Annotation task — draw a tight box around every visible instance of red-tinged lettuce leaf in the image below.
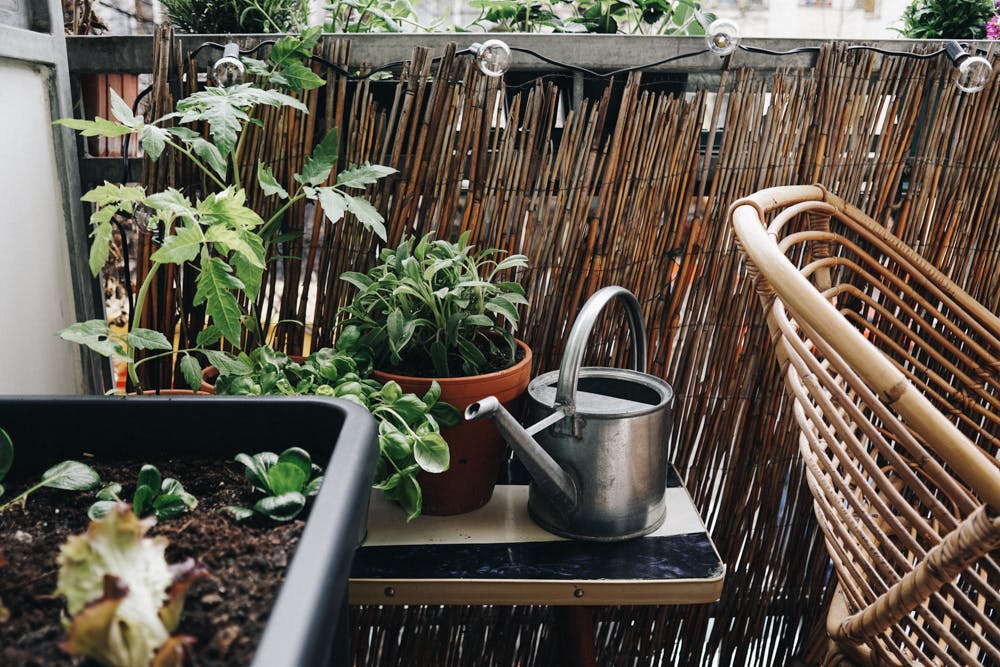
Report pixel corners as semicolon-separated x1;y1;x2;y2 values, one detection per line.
159;559;210;633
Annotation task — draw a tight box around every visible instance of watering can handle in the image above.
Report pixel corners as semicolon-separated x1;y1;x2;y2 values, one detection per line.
554;286;648;409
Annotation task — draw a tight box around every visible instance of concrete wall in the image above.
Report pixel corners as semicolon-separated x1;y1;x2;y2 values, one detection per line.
0;59;85;393
719;0;912;39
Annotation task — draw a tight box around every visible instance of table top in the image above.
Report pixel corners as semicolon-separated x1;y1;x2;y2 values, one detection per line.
349;467;725;606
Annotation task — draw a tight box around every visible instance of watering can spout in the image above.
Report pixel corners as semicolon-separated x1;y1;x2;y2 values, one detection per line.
466;397;577;516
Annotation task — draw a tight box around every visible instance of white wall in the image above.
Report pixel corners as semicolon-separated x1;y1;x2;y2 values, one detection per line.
0;59;85;393
711;0;912;39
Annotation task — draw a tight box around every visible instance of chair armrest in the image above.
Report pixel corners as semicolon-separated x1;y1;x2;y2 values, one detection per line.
833;506;1000;644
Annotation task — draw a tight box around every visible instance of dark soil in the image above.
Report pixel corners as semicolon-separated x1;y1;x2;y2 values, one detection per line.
387;337;527;378
0;456;304;666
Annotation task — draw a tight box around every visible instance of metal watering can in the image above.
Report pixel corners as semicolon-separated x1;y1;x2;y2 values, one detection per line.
466;286;674;541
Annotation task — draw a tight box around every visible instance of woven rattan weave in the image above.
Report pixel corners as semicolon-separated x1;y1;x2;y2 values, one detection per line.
731;184;1000;666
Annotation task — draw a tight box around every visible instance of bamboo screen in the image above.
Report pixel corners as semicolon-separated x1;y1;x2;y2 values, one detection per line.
138;31;1000;666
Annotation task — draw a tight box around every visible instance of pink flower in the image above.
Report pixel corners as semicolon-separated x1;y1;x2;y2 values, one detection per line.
989;14;1000;40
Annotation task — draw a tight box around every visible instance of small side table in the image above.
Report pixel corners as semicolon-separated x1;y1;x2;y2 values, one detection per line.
350;466;724;663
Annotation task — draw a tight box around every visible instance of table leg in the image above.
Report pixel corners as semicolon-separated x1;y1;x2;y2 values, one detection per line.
554;606;597;666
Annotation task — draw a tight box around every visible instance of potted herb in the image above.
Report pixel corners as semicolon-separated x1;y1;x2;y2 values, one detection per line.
338;232;533;515
55;28;395;393
209;343;461;520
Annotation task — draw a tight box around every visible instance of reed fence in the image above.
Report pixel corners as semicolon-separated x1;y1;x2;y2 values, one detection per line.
129;30;1000;665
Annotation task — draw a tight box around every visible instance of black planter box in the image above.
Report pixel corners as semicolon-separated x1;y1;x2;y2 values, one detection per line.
0;395;378;667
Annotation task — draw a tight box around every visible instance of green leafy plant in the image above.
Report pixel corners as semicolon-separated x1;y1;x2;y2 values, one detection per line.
228;447;325;522
54;29;395;393
89;465;197;521
212;344;461;520
56;504;208;667
898;0;995;38
0;429;101;513
161;0;307;33
325;0;430;32
340;232;529;378
466;0;710;33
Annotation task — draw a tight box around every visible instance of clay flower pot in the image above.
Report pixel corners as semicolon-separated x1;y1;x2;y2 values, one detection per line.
373;340;532;515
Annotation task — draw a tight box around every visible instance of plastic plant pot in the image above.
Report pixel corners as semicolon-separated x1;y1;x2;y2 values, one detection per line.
0;395;377;667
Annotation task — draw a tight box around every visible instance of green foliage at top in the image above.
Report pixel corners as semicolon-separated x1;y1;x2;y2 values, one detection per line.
89;465;198;522
0;429;101;514
898;0;995;38
466;0;710;34
161;0;307;33
340;232;529;378
326;0;426;32
54;31;395;393
211;343;461;520
227;447;325;522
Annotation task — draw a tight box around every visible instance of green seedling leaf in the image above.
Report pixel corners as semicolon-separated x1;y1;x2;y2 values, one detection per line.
87;500;116;520
0;427;12;485
96;483;121;501
137;465;162;492
253;491;306;522
277;447;312;479
226;505;255;522
42;461;101;491
235;452;271;491
133;484;154;516
152;494;192;519
267;461;309;495
303;476;323;496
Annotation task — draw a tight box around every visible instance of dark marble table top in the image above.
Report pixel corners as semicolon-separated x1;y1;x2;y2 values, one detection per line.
350;465;724;606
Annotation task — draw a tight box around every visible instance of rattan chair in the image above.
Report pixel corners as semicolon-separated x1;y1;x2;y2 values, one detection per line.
729;185;1000;666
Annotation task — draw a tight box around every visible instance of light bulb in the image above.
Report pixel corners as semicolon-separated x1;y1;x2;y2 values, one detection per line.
706;18;740;57
956;56;993;94
944;40;994;94
211;43;244;87
473;39;511;78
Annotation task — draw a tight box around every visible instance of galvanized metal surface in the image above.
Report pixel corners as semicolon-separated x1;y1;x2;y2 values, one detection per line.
469;287;674;541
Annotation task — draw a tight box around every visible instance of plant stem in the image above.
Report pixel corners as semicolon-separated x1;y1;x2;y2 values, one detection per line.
261;191;306;241
127;262;162;391
0;479;46;513
165;140;228;191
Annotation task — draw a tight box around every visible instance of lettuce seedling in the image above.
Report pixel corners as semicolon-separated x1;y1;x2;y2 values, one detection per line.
227;447;323;522
0;427;101;513
89;465;197;522
56;503;208;667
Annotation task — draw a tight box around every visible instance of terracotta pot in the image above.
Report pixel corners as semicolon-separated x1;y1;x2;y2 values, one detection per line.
373;340;533;516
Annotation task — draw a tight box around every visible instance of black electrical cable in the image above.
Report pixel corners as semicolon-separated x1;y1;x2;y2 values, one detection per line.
190;37;973;88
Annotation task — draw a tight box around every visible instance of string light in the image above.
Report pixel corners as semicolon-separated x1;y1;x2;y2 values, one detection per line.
198;34;993;94
944;40;994;93
211;42;245;86
706;19;741;56
471;39;513;77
